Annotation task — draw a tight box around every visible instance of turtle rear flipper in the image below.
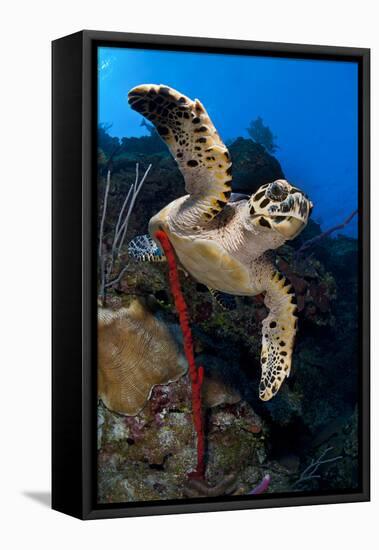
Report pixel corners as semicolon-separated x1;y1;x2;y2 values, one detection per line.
128;234;166;263
259;271;298;401
208;287;237;311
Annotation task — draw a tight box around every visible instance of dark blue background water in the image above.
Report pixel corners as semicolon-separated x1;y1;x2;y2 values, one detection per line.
98;47;358;236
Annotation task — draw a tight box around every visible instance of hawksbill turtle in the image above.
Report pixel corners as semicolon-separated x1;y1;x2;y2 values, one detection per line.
127;84;312;401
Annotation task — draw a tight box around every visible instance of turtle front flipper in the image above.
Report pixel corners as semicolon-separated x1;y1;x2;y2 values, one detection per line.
259;271;298;401
128;234;166;263
128;84;232;223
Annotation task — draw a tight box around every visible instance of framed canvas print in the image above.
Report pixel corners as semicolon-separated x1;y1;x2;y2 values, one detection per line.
52;30;370;520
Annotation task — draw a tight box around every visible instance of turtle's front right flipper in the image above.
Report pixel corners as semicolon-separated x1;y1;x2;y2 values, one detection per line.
128;84;232;223
128;234;166;263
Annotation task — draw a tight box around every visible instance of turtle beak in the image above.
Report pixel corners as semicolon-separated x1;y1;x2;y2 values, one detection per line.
271;216;306;239
271;191;312;239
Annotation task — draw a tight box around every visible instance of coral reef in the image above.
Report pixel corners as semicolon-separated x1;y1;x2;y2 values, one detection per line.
249;474;271;494
291;447;342;490
246;116;278;153
97;376;289;503
229;137;284;193
98;300;187;415
276;245;337;326
97;128;360;502
98;163;152;303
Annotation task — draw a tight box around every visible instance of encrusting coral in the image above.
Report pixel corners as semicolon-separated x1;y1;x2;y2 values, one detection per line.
183;474;238;498
183;473;271;498
98;299;187;415
202;375;241;409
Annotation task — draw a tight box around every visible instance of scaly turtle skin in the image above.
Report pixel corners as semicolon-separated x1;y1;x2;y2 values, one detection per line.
127;84;312;401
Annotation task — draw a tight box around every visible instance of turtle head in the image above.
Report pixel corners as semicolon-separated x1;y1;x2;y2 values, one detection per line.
247;179;312;240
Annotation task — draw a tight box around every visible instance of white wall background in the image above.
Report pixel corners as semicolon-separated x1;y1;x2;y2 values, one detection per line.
0;1;376;548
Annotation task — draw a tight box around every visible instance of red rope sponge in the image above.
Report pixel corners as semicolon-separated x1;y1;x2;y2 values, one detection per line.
154;230;205;479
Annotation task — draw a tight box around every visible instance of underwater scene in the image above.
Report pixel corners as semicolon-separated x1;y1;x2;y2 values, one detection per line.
97;46;360;504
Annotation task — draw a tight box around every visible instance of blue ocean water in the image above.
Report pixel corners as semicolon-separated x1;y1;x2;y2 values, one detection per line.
98;47;358;237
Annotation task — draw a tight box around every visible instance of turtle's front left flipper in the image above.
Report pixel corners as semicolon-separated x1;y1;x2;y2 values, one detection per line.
128;234;166;263
258;269;298;401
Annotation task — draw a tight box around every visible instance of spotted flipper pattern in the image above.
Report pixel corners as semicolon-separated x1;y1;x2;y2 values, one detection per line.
208;287;237;311
259;271;298;401
128;84;232;222
128;234;166;263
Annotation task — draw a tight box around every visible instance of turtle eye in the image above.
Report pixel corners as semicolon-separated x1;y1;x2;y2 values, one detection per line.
267;182;288;202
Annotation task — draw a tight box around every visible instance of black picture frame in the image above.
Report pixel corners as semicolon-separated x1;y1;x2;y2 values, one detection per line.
52;30;370;520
